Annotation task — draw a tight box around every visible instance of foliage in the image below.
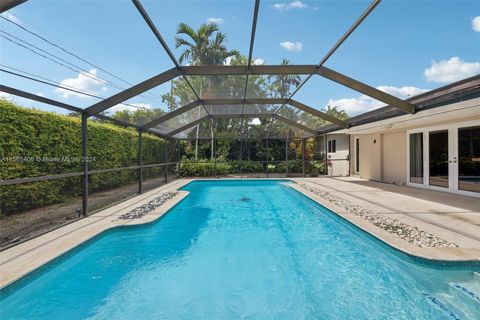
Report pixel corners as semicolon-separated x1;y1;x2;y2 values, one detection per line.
179;160;230;177
109;108;166;126
175;22;239;66
179;160;272;176
0;100;165;215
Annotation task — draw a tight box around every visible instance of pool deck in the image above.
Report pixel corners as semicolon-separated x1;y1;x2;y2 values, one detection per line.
290;177;480;262
0;179;193;290
1;177;479;289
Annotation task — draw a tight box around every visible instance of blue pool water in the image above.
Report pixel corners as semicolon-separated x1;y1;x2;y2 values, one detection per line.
1;180;479;319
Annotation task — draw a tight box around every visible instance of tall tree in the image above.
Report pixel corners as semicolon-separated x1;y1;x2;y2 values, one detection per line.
175;22;239;159
175;22;239;66
268;59;301;98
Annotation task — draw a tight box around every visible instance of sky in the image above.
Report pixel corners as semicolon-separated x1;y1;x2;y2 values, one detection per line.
0;0;479;120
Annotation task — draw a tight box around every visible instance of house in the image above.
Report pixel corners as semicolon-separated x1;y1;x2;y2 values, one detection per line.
328;75;480;197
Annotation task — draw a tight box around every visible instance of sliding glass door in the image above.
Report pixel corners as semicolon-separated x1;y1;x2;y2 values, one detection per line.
458;126;480;193
429;130;449;188
407;121;480;196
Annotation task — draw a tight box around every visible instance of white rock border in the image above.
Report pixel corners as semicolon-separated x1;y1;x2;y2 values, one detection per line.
118;192;178;220
298;183;458;248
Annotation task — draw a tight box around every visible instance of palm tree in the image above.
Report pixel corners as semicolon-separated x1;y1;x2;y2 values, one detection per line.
175;22;239;159
268;59;302;138
325;105;348;120
268;59;302;98
175;22;239;66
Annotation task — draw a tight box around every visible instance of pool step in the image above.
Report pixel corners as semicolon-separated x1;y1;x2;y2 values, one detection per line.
474;272;480;282
439;280;480;320
449;281;480;304
450;283;480;304
423;293;461;320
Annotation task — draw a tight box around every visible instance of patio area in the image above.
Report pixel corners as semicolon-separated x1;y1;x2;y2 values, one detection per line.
294;177;480;247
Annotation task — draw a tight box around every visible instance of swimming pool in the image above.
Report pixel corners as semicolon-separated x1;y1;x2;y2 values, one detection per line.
1;180;479;319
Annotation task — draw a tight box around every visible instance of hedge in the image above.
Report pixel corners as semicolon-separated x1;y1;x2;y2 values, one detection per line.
179;161;230;177
0;100;166;215
179;160;290;176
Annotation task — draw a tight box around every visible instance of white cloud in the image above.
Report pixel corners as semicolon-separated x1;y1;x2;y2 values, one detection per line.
280;41;303;52
109;102;152;114
0;91;15;101
206;17;223;24
273;1;308;10
376;86;428;99
253;58;265;65
472;16;480;32
424;57;480;83
328;85;429;115
55;69;107;99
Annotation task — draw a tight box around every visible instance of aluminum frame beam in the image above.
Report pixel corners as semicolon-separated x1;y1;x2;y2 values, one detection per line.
288;100;347;127
317;0;380;68
183;65;316;75
210;113;274;119
142;100;201;130
132;0;211;118
143;98;346;129
284;0;381;103
242;0;261;117
0;0;27;13
82;64;413;118
189;66;415;113
166;116;210;138
0;85;143;129
316;67;415;114
186;65;414;114
202;98;285;105
274;115;318;135
85;68;179;116
164;113;317;139
81;113;88;216
1;85;83;113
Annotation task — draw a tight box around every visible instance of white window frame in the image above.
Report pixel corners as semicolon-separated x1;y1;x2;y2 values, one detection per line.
354;136;360;174
406;119;480;198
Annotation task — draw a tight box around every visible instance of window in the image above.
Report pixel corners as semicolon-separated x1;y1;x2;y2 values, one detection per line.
327;140;336;153
409;133;423;184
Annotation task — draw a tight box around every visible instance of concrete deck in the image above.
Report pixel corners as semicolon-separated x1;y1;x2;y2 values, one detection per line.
0;179;193;289
291;177;480;261
1;177;479;290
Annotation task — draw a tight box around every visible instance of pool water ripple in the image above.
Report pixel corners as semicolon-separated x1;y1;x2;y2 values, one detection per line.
1;180;479;320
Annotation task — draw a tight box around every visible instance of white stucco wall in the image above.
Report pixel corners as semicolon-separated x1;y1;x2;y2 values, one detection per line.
381;131;407;185
326;134;349;176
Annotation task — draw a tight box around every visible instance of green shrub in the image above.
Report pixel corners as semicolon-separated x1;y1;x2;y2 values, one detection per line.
180;160;269;176
179;161;231;177
0;100;165;215
287;160;302;173
273;162;285;173
241;161;264;173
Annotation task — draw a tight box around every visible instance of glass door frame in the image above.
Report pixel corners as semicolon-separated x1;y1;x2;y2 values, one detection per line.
406;119;480;197
354;136;360;174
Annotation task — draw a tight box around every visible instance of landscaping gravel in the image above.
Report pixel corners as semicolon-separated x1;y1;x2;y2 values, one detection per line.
298;183;458;248
118;192;178;220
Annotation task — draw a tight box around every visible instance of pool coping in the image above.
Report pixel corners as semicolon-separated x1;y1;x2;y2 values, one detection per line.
288;179;480;264
0;179;193;290
1;177;479;291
